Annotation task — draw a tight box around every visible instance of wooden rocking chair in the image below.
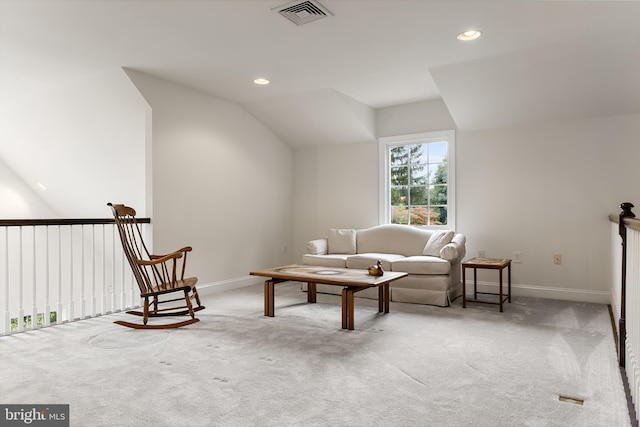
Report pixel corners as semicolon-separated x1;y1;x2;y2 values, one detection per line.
108;203;204;329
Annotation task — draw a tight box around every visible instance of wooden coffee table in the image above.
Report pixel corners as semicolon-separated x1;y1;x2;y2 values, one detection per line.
250;265;408;330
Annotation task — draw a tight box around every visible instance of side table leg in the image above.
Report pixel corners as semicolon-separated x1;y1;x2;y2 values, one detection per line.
508;264;512;303
499;268;504;313
473;267;478;299
462;266;466;308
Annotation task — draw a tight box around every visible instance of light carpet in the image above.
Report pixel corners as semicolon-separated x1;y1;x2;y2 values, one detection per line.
0;282;631;427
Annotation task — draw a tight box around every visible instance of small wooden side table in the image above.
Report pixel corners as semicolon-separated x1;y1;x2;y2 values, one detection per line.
462;257;511;312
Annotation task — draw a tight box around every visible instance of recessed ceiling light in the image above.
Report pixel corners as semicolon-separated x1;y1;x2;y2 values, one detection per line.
457;30;482;41
253;78;270;85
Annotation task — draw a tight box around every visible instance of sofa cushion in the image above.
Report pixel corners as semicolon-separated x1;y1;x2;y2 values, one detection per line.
306;238;328;255
391;256;451;275
357;224;431;257
345;253;405;271
439;243;458;261
302;254;348;268
328;229;357;254
423;230;454;257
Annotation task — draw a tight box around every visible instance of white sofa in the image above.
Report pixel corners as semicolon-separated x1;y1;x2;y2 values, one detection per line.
302;224;466;307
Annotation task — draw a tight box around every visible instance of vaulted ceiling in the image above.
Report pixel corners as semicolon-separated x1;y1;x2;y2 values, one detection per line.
2;0;639;147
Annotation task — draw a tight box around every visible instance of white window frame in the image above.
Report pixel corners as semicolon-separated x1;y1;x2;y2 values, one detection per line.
378;130;456;230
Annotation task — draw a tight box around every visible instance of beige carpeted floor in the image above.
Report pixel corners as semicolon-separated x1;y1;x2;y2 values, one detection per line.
0;282;632;426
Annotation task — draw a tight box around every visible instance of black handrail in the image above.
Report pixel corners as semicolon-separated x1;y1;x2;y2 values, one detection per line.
0;218;150;226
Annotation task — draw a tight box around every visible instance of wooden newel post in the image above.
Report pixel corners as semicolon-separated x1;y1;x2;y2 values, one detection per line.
619;202;635;368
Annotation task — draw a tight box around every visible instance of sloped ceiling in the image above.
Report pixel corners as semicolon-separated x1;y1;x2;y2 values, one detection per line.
432;28;640;131
1;0;639;147
245;89;375;147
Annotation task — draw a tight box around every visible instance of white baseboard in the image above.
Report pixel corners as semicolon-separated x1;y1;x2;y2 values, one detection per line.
466;281;611;305
197;275;263;295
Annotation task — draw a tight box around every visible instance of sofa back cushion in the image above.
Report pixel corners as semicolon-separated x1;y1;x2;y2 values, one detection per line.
422;230;455;256
328;228;357;254
357;224;433;257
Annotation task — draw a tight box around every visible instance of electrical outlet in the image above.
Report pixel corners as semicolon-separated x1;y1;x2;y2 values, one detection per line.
478;250;485;258
282;244;288;254
554;254;562;265
513;251;522;263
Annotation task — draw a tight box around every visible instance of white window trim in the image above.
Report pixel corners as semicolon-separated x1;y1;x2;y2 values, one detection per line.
378;130;456;230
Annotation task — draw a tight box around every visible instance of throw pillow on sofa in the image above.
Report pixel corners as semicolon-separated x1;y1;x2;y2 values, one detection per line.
423;230;455;257
328;228;357;254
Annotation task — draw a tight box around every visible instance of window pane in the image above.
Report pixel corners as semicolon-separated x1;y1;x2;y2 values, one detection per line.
430;207;447;225
409;207;429;225
391;206;409;224
391;187;408;206
429;163;447;185
428;142;447;163
410;186;428;205
410;165;428;185
430;185;447;205
390;146;409;166
391;166;408;186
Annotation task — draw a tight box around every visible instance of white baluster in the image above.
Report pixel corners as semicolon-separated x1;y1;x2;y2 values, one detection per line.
3;228;9;335
69;225;74;321
31;226;37;330
18;226;24;332
45;226;51;327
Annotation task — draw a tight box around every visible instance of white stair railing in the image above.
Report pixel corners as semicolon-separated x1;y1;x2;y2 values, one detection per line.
0;218;150;336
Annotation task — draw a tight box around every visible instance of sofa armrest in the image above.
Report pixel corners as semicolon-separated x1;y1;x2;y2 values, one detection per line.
440;234;466;261
306;238;328;255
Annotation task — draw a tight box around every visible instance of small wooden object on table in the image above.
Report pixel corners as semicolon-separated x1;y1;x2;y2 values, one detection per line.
250;265;408;330
462;257;511;312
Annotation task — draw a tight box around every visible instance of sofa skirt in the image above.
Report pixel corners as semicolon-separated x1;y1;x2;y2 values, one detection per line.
299;279;462;307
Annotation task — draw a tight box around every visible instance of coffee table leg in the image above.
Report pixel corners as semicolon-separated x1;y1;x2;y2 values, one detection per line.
347;289;355;330
378;286;383;312
383;283;390;313
341;288;356;330
342;289;348;329
307;282;317;303
264;280;275;317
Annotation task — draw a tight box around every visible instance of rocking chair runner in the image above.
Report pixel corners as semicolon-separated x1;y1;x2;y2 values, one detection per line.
108;203;204;329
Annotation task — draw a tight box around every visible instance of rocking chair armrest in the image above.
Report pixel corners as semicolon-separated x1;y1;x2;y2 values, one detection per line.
149;246;192;260
138;252;182;266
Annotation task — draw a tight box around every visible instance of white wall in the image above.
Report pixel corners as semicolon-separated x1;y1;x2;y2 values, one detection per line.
457;113;640;301
126;70;294;288
294;98;640;303
0;158;58;217
0;69;148;218
293;141;379;259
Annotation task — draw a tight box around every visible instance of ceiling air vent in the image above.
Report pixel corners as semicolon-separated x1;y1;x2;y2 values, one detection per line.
274;0;333;26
